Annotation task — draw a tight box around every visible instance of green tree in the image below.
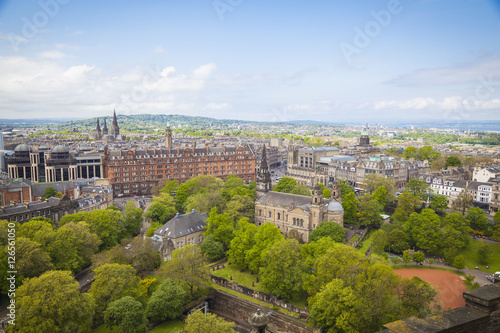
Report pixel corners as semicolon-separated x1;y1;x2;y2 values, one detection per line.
204;208;235;248
104;296;147;333
451;192;473;215
403;146;419;160
246;223;284;272
342;192;359;224
61;221;101;267
274;177;298;193
90;264;142;319
445;156;463;169
386;229;410;254
392;190;420;223
290;184;312;196
358;198;383;227
227;219;258;269
0;220;19;247
146;221;162;237
224;195;255;223
145;194;176;224
127;237;162;273
9;271;94;333
309;279;358;333
338;179;354;199
406;178;430;202
184;311;236;333
362;174;396;197
402;250;412;265
49;226;83;272
466;207;489;231
412;251;425;264
260;239;304;300
175;175;224;213
200;234;225;261
123;201;143;237
185;189;225;214
404;209;442;254
160;180;179;195
372;185;389;209
399;277;438;318
371;229;388;255
15;237;53;278
42;186;57;200
309;221;345;243
419;146;441;162
18;218;54;241
161;245;210;296
145;279;186;322
453;255;465;270
477;243;490;265
429;194;449;212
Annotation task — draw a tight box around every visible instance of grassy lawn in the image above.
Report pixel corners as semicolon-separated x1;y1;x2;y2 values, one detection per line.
461;239;500;272
349;234;360;245
357;229;374;255
149;320;185;333
211;264;264;292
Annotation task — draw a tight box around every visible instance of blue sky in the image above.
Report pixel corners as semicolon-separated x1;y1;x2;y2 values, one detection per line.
0;0;499;123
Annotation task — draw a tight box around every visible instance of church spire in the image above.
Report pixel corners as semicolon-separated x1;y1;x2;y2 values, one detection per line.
102;118;108;135
256;144;271;198
95;118;101;140
111;109;120;137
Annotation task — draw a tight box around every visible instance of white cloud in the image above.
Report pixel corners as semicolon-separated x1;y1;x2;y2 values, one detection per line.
0;56;219;118
367;96;500;112
203;103;230;110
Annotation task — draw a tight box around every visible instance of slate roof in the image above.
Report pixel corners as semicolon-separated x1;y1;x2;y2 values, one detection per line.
31;181;76;197
257;191;312;207
154;210;208;239
467;181;492;191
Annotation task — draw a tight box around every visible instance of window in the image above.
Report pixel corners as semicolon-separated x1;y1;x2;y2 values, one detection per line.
268;211;272;218
277;213;280;220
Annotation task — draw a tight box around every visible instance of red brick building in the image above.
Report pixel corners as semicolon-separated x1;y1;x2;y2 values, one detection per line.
103;144;256;197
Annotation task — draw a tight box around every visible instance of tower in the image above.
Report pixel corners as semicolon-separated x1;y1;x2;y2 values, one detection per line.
330;181;342;203
359;124;370;146
111;109;120;138
165;122;172;149
95;118;102;140
102;118;108;135
311;184;324;206
256;144;271;199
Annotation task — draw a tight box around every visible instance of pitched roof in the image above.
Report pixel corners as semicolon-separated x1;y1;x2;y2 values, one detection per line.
154;210;208;239
257;191;312;207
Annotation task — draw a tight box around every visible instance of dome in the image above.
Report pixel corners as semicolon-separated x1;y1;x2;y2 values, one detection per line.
248;309;269;328
360;130;369;136
51;145;69;153
14;144;30;152
39;144;50;150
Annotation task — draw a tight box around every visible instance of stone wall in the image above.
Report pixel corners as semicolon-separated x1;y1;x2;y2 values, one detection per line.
210;289;319;333
377;283;500;333
210;275;309;317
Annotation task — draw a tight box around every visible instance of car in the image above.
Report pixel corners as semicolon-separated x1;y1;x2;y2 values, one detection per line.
125;244;132;250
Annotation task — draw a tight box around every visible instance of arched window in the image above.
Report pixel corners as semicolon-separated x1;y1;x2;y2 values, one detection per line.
293;218;296;225
268;211;272;218
259;209;262;216
277;213;281;220
314;198;317;203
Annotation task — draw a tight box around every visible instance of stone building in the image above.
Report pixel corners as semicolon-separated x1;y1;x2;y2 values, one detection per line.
0;196;79;225
489;176;500;213
286;146;340;186
153;209;208;260
255;148;343;243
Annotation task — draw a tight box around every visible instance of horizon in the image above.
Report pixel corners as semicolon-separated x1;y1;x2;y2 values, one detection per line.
0;1;499;122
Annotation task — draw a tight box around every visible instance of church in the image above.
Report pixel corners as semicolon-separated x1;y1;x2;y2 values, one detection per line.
254;145;344;243
95;110;124;141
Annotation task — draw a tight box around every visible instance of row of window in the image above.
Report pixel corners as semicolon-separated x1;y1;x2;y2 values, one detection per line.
9;209;50;222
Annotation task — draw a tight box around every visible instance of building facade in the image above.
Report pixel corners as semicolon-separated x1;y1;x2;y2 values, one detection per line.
104;143;256;197
153;210;208;260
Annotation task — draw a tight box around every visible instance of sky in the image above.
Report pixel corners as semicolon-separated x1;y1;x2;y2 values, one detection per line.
0;0;499;123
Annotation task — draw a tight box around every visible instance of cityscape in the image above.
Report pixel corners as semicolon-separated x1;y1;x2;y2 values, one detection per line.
1;1;500;333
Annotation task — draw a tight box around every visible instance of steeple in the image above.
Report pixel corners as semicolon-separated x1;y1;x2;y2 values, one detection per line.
102;118;108;135
95;118;101;140
256;144;271;199
111;109;120;137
